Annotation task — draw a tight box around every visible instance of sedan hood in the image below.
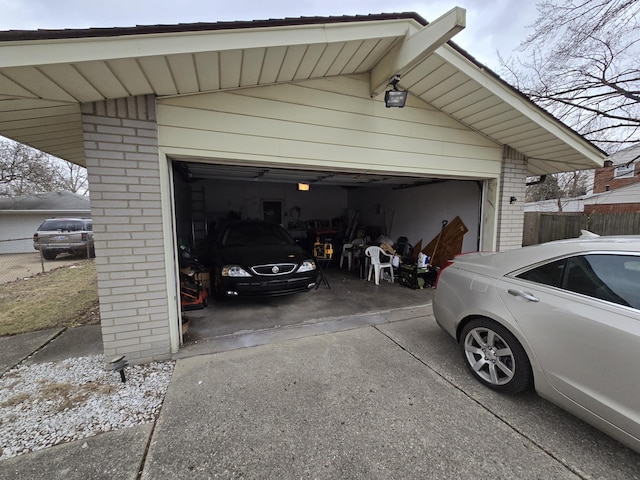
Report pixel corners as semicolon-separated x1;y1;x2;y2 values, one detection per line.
217;244;310;267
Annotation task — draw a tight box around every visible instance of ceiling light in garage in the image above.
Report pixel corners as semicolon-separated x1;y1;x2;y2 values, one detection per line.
384;74;408;108
297;182;310;191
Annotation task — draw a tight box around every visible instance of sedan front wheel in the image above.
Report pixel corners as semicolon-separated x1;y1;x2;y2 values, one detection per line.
460;318;532;394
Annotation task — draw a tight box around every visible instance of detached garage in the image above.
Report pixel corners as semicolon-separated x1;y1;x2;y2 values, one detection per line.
0;191;90;253
0;11;605;362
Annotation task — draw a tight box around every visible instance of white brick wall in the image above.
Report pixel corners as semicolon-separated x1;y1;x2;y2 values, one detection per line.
82;95;172;364
497;146;527;250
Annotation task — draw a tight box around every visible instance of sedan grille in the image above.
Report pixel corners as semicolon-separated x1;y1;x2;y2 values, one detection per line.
251;263;297;276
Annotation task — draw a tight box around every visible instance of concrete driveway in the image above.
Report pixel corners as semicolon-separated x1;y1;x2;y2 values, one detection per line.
145;314;640;479
2;309;638;479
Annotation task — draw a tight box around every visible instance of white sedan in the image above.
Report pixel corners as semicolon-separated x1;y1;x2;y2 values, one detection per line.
433;234;640;453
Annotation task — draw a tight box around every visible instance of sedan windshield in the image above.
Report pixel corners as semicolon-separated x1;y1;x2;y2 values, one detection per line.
221;223;293;247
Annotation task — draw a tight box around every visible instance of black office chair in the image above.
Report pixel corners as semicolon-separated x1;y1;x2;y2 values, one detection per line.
395;236;412;262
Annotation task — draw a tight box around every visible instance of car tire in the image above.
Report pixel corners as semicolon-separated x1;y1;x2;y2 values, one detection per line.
460;318;533;394
212;275;227;302
42;250;57;260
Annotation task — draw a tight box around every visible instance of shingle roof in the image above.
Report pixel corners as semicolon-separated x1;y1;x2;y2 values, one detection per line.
0;11;606;174
607;144;640;166
0;191;90;211
0;12;427;41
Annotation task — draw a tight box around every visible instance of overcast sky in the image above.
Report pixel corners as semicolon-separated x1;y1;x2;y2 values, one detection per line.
0;0;541;70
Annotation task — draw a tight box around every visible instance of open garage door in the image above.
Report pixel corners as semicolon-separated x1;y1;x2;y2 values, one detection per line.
172;160;483;262
170;159;484;346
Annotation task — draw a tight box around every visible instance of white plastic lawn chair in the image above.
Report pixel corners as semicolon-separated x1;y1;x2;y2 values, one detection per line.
365;246;394;285
340;243;354;270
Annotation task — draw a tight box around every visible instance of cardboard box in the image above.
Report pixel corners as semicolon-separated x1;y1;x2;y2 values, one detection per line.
194;270;211;293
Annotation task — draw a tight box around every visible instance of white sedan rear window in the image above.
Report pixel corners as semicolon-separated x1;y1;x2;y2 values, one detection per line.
517;254;640;310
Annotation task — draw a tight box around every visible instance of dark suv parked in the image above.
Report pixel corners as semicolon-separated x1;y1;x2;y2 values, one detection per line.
33;218;94;260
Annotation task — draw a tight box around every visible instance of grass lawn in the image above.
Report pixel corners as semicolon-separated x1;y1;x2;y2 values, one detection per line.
0;260;99;336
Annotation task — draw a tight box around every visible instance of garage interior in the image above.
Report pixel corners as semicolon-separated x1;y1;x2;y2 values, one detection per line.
171;159;483;345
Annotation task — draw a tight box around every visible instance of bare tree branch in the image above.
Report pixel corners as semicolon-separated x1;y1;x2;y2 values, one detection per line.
503;0;640;151
0;139;88;197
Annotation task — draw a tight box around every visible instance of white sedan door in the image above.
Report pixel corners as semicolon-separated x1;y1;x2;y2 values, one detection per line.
496;253;640;438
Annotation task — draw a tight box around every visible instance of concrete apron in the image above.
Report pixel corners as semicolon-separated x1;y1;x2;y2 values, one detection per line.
180;266;433;353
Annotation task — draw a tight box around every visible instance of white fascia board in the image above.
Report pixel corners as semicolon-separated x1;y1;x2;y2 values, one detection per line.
370;7;466;96
434;45;605;168
0;20;413;68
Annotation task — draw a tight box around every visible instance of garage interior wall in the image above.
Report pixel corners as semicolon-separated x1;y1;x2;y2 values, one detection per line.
348;181;480;253
173;169;193;245
191;179;348;227
175;176;480;254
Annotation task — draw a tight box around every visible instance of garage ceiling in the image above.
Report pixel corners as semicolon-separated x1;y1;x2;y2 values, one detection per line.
0;12;605;175
175;160;444;189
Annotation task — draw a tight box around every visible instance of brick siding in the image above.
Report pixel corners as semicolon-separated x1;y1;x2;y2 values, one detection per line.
593;163;640;194
81;95;172;364
584;203;640;214
497;146;527;250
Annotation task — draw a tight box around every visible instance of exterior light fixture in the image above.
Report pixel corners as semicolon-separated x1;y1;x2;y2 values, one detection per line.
297;183;310;191
109;355;129;382
384;74;408;108
510;196;517;204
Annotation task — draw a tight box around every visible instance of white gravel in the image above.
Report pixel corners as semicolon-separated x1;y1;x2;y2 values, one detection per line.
0;354;174;460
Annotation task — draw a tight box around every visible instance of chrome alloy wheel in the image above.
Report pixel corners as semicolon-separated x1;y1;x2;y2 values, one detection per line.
463;326;515;386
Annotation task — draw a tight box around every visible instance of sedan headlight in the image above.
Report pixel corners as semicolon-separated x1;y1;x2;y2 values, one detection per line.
297;259;317;273
221;265;252;277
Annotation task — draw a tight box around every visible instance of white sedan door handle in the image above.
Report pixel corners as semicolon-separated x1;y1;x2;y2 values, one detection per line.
507;289;540;302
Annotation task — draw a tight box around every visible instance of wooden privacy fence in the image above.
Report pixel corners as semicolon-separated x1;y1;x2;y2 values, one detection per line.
523;212;640;246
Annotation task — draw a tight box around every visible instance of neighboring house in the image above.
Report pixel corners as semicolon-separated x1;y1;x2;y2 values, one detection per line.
593;144;640;195
584;181;640;214
525;196;589;213
524;183;640;215
0;191;90;253
526;145;640;214
0;12;606;362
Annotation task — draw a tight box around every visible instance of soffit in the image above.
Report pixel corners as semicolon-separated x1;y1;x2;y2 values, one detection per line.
0;17;412;167
399;44;605;175
0;13;605;175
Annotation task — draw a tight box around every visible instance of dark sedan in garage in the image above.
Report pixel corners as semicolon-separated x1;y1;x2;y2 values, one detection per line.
211;220;319;299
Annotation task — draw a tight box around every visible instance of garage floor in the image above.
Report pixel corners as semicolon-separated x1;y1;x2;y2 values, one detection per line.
181;263;433;344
